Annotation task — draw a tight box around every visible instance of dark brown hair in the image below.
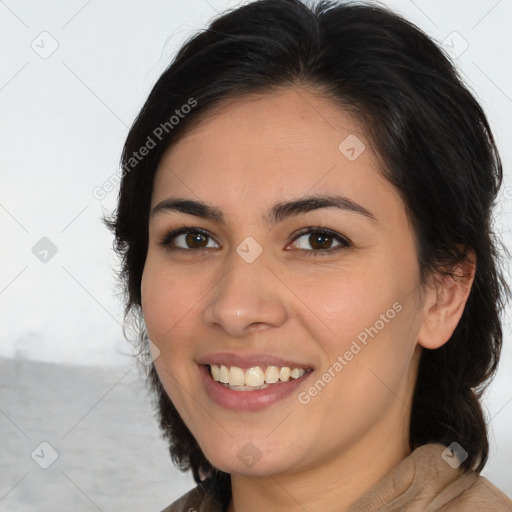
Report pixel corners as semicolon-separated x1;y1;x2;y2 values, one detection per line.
104;0;509;504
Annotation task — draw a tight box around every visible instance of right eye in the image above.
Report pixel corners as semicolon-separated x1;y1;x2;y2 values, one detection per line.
159;227;221;251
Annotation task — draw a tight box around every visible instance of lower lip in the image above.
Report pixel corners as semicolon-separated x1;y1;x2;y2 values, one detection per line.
199;364;313;412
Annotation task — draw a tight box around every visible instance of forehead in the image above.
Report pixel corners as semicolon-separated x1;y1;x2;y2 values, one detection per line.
161;86;369;162
151;87;401;222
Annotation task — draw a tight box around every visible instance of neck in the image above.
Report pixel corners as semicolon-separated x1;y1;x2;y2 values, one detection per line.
227;419;411;512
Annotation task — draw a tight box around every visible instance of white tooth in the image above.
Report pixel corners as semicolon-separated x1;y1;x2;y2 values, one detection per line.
211;364;220;381
265;366;279;384
245;367;265;387
219;364;230;383
229;366;245;386
229;383;270;391
279;366;291;382
290;368;305;379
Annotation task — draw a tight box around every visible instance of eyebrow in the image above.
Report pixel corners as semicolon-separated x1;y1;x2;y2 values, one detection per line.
150;194;377;225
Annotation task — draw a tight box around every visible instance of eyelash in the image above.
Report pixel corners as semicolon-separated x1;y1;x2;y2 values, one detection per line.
159;225;351;256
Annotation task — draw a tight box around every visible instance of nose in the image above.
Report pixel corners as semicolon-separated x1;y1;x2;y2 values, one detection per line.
202;247;288;338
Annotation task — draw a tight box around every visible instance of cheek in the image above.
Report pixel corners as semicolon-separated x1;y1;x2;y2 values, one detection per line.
142;261;204;418
301;263;419;375
295;267;397;343
141;258;203;344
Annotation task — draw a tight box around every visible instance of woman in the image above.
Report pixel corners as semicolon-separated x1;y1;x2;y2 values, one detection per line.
105;0;512;510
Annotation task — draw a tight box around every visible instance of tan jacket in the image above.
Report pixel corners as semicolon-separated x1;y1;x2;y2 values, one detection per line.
161;443;512;511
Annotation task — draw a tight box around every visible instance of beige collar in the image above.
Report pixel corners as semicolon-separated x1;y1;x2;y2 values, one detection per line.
347;443;478;511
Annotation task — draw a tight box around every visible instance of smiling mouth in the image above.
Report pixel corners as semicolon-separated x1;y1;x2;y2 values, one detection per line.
208;364;313;391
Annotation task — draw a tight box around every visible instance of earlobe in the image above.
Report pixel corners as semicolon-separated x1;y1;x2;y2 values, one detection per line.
417;250;476;350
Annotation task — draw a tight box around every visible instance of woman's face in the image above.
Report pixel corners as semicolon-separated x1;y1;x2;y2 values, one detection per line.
141;87;428;477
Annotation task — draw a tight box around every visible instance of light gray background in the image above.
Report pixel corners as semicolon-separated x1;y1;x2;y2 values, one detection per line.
1;0;511;510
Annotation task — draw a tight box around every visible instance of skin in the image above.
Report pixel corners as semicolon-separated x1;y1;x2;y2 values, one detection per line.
141;86;474;512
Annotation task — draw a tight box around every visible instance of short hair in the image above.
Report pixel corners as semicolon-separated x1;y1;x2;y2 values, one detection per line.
104;0;509;503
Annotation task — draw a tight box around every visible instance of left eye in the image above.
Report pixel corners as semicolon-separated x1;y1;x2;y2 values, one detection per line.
290;229;350;253
160;228;220;250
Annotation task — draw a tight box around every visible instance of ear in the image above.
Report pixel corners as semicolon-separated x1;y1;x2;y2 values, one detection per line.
417;248;476;350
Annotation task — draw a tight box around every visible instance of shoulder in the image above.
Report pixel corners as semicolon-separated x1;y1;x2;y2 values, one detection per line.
159;484;224;512
441;474;512;511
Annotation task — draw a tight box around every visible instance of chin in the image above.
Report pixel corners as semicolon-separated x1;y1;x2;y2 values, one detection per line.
201;440;301;478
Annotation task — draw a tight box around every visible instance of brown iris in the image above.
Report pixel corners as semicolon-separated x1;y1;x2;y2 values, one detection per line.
186;232;209;248
308;233;333;250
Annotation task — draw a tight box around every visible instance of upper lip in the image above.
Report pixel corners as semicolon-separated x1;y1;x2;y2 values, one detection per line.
197;352;314;370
